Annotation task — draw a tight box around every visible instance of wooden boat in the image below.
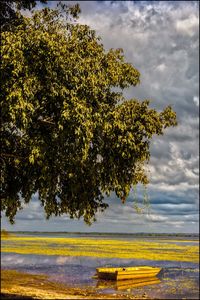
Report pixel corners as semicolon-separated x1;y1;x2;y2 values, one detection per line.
97;276;161;290
96;266;161;281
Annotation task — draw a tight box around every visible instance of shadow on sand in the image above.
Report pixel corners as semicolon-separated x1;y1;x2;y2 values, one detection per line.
1;293;35;299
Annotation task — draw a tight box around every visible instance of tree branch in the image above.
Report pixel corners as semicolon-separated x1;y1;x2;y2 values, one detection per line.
1;153;26;159
38;118;55;125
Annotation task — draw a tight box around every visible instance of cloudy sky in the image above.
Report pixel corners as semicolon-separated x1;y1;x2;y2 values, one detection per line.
2;1;199;233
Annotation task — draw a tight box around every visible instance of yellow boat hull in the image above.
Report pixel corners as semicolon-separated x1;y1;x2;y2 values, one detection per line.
96;266;161;281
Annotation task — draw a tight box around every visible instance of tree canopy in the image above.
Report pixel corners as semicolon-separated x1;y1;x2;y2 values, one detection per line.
0;0;47;30
1;4;177;224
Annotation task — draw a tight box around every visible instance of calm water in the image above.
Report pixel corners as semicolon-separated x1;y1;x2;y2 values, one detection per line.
1;232;199;299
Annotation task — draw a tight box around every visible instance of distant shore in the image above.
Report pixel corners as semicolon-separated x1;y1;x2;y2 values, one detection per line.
5;231;199;237
1;269;150;299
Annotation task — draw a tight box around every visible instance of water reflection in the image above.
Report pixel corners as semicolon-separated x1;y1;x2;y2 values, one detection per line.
96;276;161;291
1;252;199;299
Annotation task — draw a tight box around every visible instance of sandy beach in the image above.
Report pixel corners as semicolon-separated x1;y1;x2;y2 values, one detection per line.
1;269;150;299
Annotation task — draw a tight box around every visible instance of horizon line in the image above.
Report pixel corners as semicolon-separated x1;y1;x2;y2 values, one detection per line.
3;230;199;235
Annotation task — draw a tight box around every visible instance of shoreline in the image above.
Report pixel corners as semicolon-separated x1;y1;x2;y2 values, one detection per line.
1;269;150;299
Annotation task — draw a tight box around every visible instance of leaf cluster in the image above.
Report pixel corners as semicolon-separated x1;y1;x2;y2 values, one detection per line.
0;0;47;30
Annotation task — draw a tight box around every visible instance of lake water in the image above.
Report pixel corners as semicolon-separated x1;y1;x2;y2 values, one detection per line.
1;232;199;299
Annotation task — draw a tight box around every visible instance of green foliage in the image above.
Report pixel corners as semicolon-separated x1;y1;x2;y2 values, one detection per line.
0;0;47;30
0;4;177;224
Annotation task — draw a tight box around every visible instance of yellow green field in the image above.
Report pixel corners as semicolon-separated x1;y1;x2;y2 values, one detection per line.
1;236;199;263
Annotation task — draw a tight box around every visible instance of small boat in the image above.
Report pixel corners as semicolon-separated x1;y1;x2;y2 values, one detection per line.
96;266;161;281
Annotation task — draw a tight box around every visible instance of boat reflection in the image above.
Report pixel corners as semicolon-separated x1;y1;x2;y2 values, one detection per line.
96;276;161;290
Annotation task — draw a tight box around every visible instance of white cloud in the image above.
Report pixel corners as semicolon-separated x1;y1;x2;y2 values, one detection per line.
175;14;199;36
193;96;199;106
167;221;185;228
156;63;167;72
149;182;198;192
146;214;168;222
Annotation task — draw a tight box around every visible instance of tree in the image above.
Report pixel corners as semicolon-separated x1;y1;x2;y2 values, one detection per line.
0;0;47;30
1;4;177;224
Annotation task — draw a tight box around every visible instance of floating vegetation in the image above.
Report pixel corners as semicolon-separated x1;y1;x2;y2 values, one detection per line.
1;229;16;238
1;236;199;263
